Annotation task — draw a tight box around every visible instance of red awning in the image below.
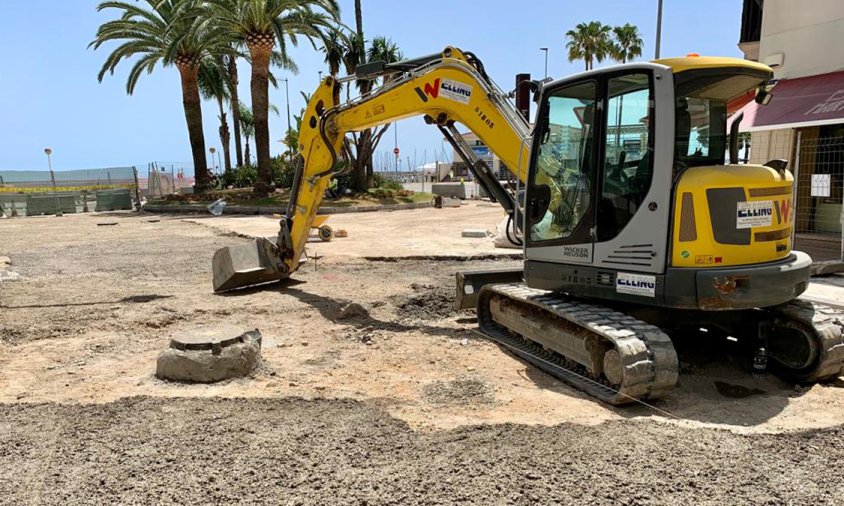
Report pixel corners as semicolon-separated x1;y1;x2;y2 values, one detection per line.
727;89;755;115
730;70;844;132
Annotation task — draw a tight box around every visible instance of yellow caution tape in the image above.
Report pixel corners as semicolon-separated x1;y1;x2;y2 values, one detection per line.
0;184;137;194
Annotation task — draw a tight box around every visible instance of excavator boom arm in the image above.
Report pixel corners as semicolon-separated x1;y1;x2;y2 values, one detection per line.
279;47;532;275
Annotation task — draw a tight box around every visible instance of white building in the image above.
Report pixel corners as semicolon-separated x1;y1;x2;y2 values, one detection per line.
736;0;844;259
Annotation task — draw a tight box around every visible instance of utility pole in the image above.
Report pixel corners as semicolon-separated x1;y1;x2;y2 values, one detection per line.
394;122;399;175
282;78;292;161
655;0;664;59
44;147;61;217
540;47;549;79
282;79;291;139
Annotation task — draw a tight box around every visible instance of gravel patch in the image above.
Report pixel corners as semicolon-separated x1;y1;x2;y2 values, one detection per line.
1;397;842;505
423;377;496;405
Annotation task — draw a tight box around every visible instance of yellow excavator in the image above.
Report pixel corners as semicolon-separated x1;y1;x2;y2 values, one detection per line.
212;47;844;404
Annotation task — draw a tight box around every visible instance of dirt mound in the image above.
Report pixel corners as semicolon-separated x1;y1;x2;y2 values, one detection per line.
3;396;844;504
393;283;456;321
423;377;495;405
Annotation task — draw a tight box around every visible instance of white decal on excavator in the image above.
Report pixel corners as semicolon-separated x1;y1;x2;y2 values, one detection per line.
736;201;773;229
616;273;656;297
440;79;473;104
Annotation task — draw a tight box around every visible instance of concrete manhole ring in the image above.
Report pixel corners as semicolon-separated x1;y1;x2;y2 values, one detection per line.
156;326;263;383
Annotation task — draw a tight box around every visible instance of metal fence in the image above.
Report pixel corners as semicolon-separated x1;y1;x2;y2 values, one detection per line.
793;134;844;261
0;166;140;217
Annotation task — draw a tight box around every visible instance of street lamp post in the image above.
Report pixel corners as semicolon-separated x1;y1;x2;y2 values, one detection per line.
655;0;664;59
209;147;217;175
44;147;62;217
282;78;291;137
540;47;549;79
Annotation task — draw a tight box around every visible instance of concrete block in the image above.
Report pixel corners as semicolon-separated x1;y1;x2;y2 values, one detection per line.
462;229;489;238
26;194;77;216
431;183;466;199
96;189;133;211
810;260;844;277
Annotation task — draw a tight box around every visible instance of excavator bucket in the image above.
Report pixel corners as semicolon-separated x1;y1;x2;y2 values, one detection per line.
212;237;289;292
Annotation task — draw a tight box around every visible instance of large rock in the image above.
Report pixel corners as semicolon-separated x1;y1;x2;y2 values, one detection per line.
156;328;262;383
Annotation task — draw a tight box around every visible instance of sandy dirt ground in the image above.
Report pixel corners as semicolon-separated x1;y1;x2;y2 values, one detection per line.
1;206;843;503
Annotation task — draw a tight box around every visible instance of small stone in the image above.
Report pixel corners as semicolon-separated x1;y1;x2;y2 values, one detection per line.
337;303;367;320
461;229;489;238
467;367;476;372
460;338;468;346
301;341;309;346
289;382;297;387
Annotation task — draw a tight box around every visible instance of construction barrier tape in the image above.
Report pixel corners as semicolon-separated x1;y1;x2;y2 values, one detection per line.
0;184;138;194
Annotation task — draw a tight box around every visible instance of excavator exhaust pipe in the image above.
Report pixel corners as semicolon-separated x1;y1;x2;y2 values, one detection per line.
212;237;290;292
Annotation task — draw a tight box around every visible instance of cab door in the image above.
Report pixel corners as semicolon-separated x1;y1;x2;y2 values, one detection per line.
525;79;600;265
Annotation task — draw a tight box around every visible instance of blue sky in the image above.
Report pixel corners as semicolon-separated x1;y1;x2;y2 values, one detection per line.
0;0;745;174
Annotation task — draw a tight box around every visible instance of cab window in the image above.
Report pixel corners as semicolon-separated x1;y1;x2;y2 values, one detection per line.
530;81;597;242
599;73;653;241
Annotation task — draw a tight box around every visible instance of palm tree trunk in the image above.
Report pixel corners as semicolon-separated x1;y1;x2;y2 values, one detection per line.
354;0;363;44
217;96;232;173
245;135;252;166
248;42;273;194
229;56;244;167
353;129;370;191
177;64;209;193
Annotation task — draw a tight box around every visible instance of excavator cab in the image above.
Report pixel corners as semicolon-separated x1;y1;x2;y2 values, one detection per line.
521;57;810;311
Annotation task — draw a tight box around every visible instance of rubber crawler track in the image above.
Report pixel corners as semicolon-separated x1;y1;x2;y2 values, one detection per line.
476;283;679;405
767;299;844;382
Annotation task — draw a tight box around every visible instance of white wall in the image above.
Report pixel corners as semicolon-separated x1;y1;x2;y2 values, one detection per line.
759;0;844;79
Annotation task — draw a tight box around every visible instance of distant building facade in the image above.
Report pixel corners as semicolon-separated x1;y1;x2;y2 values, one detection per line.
737;0;844;259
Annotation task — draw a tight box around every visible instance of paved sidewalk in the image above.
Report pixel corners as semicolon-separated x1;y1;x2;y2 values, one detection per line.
187;200;514;259
803;274;844;308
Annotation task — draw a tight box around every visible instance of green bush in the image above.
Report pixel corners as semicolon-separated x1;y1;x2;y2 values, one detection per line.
220;165;256;188
372;172;403;191
272;156;296;189
368;188;394;199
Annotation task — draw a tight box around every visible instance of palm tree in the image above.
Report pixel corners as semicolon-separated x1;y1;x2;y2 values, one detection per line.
238;100;280;166
199;57;234;173
340;35;403;191
320;26;348;104
227;54;245;167
238;101;255;166
611;24;644;63
565;21;612;71
354;0;363;47
208;0;341;194
91;0;228;193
